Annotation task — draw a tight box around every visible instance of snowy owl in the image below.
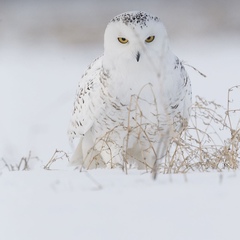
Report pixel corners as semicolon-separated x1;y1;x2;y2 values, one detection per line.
68;11;192;172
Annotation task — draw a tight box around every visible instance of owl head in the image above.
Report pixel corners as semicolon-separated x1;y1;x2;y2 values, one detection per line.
103;11;169;66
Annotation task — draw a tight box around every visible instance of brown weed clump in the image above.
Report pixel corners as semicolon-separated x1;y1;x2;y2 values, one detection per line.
163;85;240;174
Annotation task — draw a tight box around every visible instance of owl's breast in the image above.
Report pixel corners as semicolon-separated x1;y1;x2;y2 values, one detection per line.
108;62;164;106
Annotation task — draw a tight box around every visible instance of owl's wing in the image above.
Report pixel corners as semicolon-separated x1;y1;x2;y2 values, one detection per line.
68;56;105;141
171;57;192;119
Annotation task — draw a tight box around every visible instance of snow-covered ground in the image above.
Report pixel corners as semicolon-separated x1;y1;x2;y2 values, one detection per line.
1;1;240;239
0;169;239;240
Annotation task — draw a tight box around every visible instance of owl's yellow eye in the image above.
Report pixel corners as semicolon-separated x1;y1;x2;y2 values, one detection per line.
145;36;155;43
118;37;129;44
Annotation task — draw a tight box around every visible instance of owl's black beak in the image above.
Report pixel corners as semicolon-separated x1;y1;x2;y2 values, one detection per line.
136;52;140;62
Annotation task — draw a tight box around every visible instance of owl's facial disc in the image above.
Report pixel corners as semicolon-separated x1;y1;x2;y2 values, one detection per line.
103;11;170;67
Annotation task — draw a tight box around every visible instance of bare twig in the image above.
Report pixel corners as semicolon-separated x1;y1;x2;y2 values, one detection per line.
44;149;70;170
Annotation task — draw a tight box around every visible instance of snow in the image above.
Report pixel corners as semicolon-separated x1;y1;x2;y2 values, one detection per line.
1;2;240;239
0;170;240;240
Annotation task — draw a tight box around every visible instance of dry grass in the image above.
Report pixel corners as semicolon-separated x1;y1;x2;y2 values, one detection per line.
0;151;40;171
44;149;70;170
78;85;240;176
162;85;240;174
1;87;239;175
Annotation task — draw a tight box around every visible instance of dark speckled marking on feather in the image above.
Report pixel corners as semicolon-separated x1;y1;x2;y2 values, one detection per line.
111;11;159;28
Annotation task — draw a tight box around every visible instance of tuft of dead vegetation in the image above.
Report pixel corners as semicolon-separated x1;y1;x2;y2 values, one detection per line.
44;149;70;170
0;151;40;171
162;85;240;174
1;87;239;175
78;85;240;176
